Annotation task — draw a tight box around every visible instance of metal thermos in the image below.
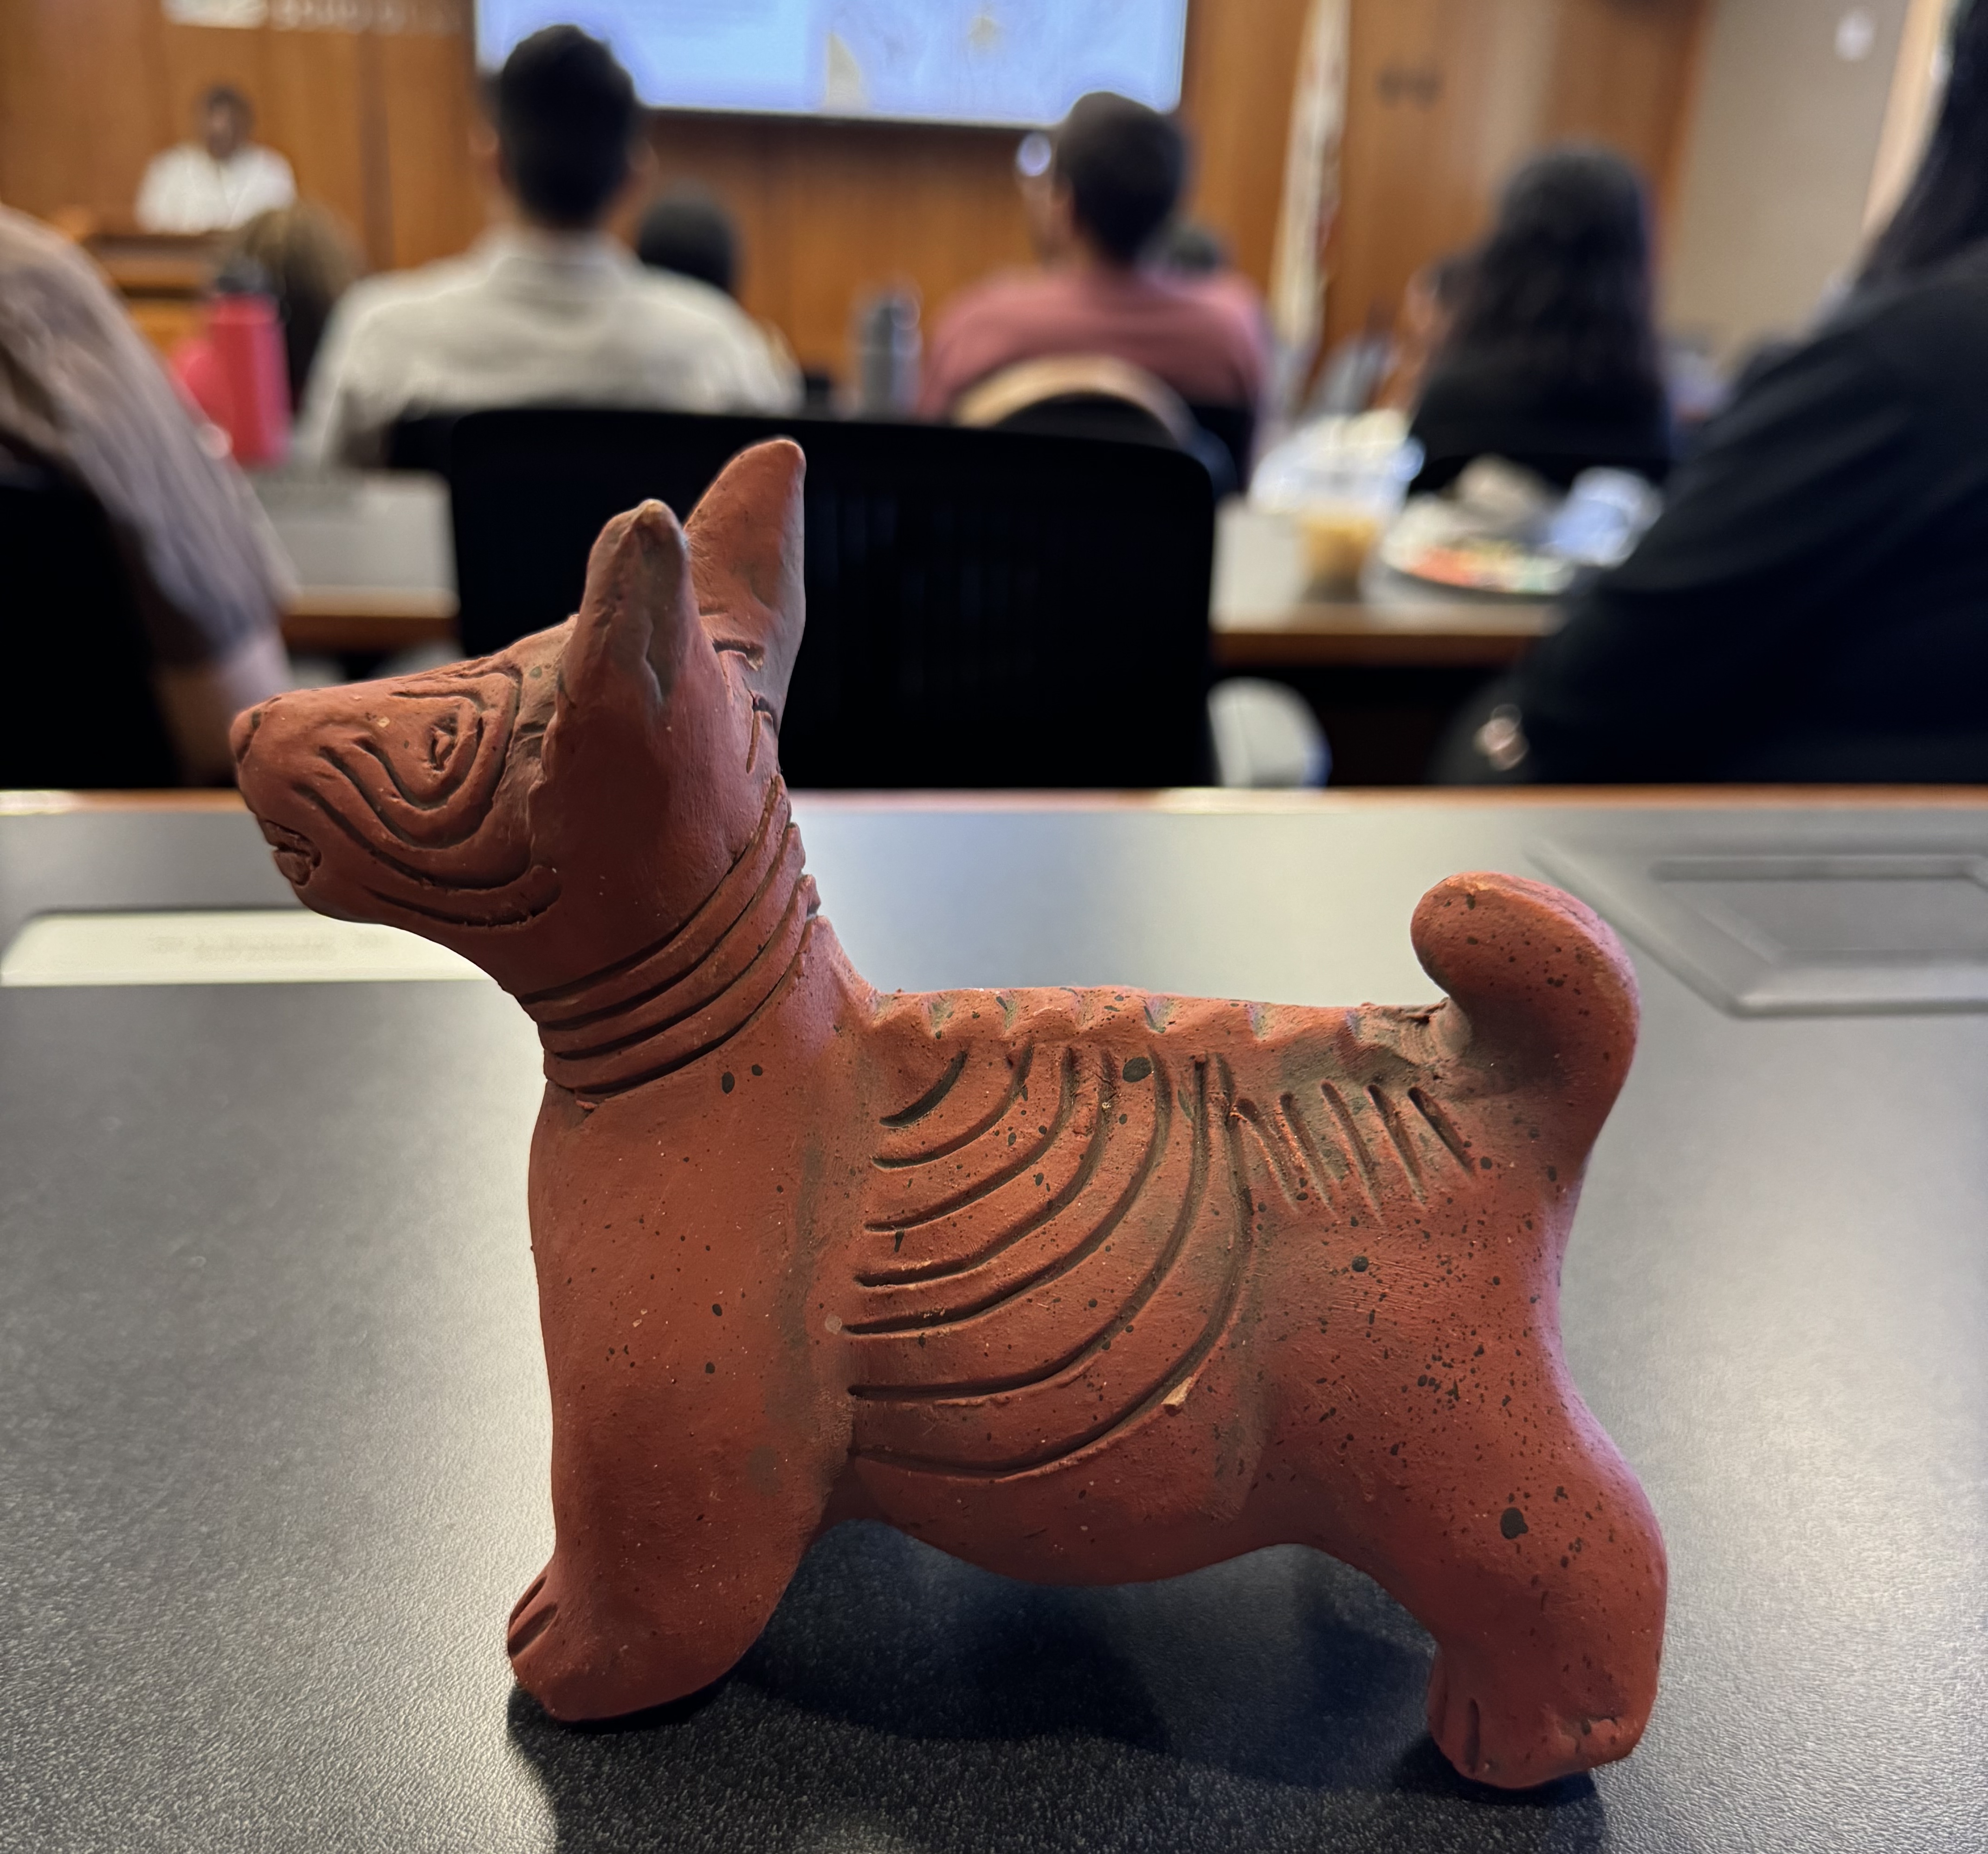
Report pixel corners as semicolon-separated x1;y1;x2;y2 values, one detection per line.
852;288;921;415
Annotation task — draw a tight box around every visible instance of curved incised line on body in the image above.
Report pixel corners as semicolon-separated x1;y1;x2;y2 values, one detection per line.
878;1050;970;1130
856;1054;1123;1295
290;778;543;904
851;1057;1252;1481
342;714;484;815
1229;1092;1310;1202
1408;1085;1475;1170
372;873;562;929
316;740;506;853
873;1046;1035;1169
848;1056;1169;1324
518;778;787;1013
542;877;820;1100
1318;1079;1381;1207
863;1047;1078;1237
501;775;816;1099
361;668;519;813
534;828;803;1051
1277;1091;1347;1202
315;667;522;846
1367;1083;1427;1200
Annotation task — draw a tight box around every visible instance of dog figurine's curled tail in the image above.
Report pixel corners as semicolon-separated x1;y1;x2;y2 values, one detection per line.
233;439;1665;1789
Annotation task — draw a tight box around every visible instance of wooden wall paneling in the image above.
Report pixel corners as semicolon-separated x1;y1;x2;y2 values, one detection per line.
1542;0;1708;215
252;29;374;254
0;0;172;218
374;28;482;269
1324;0;1525;352
1176;0;1315;288
648;114;1032;378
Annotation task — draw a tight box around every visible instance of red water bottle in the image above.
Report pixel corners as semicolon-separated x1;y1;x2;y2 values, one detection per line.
174;291;290;467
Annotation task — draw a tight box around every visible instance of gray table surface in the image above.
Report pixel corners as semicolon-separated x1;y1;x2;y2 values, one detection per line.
2;795;1984;1854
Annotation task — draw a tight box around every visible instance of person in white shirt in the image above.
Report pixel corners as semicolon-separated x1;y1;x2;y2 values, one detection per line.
135;86;296;235
297;27;798;469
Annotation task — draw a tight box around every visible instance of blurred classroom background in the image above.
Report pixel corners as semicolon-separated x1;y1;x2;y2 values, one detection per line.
0;0;1973;789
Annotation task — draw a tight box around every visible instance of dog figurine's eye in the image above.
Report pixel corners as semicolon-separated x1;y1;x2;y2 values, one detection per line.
427;717;458;771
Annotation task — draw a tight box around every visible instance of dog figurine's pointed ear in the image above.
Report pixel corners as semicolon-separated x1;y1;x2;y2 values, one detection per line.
687;439;806;728
554;499;706;729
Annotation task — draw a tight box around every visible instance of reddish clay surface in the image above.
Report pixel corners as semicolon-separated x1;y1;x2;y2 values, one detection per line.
232;440;1666;1789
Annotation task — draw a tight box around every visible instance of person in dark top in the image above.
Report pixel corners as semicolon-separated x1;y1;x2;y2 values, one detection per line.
636;184;738;296
1467;0;1988;783
1409;146;1672;494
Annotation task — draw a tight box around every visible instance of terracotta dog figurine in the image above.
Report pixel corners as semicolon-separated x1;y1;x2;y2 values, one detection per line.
231;439;1665;1789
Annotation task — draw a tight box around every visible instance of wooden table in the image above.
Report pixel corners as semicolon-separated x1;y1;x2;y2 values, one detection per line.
256;469;461;658
258;476;1561;676
1211;498;1561;673
3;789;1985;1853
1212;596;1556;670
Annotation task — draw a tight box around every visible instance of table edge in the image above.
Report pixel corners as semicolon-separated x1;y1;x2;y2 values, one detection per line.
7;787;1988;819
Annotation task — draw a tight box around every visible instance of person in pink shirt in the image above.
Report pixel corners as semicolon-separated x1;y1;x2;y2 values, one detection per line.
919;93;1268;419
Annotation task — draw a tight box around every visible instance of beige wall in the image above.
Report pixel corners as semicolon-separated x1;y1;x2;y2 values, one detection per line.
1665;0;1912;360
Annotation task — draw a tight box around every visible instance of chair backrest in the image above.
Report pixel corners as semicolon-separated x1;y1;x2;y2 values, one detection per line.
445;407;1215;788
0;464;179;788
955;358;1238;497
386;413;459;474
1185;401;1257;489
953;355;1196;447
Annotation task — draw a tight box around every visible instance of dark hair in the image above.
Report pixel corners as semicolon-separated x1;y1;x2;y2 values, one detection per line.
1155;219;1227;276
635;185;738;295
229;202;363;408
493;26;639;230
1860;0;1988;283
1422;251;1472;313
1053;92;1186;265
1437;144;1661;393
202;84;252;123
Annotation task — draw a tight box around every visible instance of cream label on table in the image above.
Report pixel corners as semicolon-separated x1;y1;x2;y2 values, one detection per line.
0;911;488;987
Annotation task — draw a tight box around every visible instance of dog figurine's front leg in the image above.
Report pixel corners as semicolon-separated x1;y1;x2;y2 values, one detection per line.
507;1054;858;1719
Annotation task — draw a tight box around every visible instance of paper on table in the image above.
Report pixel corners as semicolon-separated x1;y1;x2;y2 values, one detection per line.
0;911;487;987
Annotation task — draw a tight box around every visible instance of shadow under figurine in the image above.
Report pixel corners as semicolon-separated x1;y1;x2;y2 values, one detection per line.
231;439;1666;1789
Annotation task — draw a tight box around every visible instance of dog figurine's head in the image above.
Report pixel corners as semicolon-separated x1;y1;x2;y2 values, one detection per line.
232;440;806;999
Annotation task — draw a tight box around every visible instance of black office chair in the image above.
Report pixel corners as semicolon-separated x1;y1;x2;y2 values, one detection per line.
1186;402;1257;490
0;463;179;788
951;355;1239;498
444;407;1215;788
385;413;460;474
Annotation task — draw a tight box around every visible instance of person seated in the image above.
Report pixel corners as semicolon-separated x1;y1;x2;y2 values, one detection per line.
635;182;801;406
171;200;365;436
0;203;290;782
136;86;297;234
1408;147;1672;495
635;183;737;294
229;201;364;408
918;92;1267;420
297;27;797;468
1445;0;1988;784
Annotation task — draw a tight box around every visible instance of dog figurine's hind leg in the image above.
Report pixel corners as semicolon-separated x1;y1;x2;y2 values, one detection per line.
232;439;1665;1789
